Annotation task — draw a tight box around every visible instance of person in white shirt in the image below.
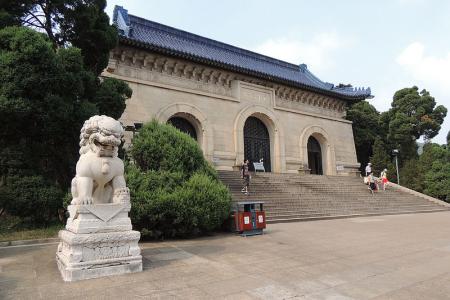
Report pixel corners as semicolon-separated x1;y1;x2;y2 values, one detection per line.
365;162;372;176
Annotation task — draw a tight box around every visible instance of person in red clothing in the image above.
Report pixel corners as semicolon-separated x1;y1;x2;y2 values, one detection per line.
241;159;250;195
380;168;389;190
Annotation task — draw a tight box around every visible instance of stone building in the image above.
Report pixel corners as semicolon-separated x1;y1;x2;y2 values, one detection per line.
106;6;372;176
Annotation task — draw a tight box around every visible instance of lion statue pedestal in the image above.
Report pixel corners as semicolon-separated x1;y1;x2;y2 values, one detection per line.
56;115;142;282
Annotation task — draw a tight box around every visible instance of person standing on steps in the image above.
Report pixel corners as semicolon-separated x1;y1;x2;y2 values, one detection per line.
241;159;250;195
368;173;378;195
380;168;389;190
365;162;372;176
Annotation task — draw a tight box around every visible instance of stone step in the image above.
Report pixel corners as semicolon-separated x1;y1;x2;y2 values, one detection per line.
219;171;449;223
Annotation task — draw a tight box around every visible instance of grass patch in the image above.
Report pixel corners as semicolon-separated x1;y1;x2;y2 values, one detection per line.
0;215;63;242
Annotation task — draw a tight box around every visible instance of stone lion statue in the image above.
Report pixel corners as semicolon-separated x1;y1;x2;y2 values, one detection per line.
71;115;130;205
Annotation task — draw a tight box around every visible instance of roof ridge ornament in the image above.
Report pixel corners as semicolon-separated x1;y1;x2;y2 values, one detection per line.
299;64;307;72
113;6;131;37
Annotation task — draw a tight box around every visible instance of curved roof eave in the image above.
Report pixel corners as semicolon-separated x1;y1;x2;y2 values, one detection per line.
118;37;370;102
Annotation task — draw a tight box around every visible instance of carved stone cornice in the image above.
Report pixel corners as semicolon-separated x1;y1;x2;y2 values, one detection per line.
109;46;348;117
273;85;347;117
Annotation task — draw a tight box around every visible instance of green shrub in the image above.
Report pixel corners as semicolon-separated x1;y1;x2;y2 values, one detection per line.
131;120;214;177
126;121;231;239
0;175;64;225
127;167;231;239
174;173;231;234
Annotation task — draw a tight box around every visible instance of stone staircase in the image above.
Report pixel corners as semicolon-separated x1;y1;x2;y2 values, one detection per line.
218;171;450;223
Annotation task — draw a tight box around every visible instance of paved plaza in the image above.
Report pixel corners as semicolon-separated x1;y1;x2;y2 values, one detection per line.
2;211;450;299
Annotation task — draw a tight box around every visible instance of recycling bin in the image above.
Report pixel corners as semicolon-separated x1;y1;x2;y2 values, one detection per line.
232;201;266;236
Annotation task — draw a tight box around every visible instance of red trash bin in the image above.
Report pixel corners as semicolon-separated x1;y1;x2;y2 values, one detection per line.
233;201;265;236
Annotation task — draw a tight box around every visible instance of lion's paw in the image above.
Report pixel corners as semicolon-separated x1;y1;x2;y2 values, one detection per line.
81;197;93;205
72;196;93;205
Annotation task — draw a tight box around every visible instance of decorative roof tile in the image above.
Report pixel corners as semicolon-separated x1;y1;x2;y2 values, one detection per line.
113;6;372;101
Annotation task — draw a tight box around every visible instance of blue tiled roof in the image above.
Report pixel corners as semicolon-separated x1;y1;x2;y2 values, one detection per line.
113;6;372;101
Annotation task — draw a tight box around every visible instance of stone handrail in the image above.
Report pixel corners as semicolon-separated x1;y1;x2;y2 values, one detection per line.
388;182;450;208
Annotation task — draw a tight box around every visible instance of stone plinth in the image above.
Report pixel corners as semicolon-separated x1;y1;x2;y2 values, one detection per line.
56;204;143;281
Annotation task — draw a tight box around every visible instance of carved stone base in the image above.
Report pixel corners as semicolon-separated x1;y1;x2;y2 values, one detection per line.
56;229;142;282
66;204;133;234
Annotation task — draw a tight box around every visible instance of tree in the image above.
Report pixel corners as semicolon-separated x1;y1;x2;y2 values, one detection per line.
381;87;447;164
0;0;131;117
400;143;449;199
0;0;117;75
369;137;395;180
424;159;450;201
95;78;132;119
346;100;381;174
0;0;133;185
0;26;97;185
400;158;422;191
421;143;450;201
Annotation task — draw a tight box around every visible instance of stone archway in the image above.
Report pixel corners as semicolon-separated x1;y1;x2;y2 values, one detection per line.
299;125;336;175
244;116;271;172
307;136;323;175
156;103;213;161
234;105;286;173
167;115;198;141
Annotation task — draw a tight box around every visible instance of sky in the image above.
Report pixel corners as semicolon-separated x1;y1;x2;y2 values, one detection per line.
105;0;450;144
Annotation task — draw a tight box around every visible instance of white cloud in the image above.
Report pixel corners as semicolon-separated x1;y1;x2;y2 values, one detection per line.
396;42;450;144
253;32;345;72
396;42;450;92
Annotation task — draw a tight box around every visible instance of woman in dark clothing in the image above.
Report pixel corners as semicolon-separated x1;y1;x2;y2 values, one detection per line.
241;159;250;195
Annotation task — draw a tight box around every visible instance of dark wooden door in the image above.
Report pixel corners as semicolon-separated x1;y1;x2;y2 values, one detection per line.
244;117;271;172
307;136;323;175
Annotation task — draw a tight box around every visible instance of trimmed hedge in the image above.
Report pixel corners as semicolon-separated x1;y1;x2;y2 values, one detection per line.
0;175;64;225
127;120;231;239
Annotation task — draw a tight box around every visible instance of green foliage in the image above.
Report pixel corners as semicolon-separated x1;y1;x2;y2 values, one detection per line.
0;24;131;186
421;144;450;201
0;1;131;181
0;1;32;28
369;137;395;180
346;86;448;200
346;100;381;173
0;175;64;225
0;26;97;184
173;173;232;233
424;160;450;201
95;78;132;119
400;143;450;201
126;121;231;239
131;120;214;177
400;158;423;192
0;0;118;75
382;87;447;164
0;214;63;242
127;166;231;239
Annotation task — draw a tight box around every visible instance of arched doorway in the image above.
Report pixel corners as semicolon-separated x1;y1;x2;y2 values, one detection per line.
244;117;271;172
167;116;197;140
307;136;323;175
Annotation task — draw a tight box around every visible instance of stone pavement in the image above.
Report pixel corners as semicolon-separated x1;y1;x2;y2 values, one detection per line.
2;211;450;299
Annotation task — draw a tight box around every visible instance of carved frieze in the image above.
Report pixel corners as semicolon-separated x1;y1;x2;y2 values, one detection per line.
111;47;234;98
109;46;349;118
274;88;347;118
